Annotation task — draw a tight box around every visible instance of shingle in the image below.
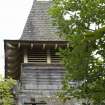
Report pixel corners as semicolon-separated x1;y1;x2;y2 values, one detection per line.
20;0;64;41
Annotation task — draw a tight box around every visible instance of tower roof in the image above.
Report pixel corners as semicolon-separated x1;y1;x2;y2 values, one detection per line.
21;0;64;41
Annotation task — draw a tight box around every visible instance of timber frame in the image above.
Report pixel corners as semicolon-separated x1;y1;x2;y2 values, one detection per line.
4;40;68;79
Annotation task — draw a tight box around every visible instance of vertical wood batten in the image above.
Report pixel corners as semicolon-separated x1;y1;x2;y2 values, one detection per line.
24;49;28;63
47;50;51;64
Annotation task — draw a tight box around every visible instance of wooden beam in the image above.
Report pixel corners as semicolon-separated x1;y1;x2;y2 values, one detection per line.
43;44;46;49
18;42;21;48
7;42;15;49
67;43;69;48
31;43;34;49
55;44;58;49
24;49;28;63
47;50;51;64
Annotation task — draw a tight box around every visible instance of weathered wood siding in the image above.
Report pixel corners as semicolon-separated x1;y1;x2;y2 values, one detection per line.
17;63;65;105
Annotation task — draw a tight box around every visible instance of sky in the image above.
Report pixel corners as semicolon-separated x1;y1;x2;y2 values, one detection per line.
0;0;34;76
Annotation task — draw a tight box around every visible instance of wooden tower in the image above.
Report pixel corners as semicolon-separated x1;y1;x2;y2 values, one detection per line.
4;0;68;105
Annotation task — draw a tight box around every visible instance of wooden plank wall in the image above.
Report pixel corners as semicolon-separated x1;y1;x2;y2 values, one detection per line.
20;64;64;96
17;64;65;105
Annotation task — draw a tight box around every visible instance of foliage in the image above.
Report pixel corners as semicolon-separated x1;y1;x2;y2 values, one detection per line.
0;76;16;105
49;0;105;104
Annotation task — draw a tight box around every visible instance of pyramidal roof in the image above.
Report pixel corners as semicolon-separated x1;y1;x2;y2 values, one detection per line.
21;0;64;41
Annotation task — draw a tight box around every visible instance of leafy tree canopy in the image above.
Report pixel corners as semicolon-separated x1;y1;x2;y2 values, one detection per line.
49;0;105;104
0;76;16;105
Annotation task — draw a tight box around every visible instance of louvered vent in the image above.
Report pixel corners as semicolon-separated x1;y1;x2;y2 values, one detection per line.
27;49;61;63
51;50;61;63
28;50;47;63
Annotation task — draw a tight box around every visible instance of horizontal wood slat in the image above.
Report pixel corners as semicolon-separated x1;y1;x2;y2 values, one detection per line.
27;49;61;63
28;50;47;63
20;64;64;96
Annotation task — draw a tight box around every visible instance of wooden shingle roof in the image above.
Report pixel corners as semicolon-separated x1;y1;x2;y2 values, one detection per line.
21;0;64;41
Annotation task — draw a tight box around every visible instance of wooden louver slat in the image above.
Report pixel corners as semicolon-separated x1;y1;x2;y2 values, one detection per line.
28;50;47;63
51;50;61;63
27;49;61;63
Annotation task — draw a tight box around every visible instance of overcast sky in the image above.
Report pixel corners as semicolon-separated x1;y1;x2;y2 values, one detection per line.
0;0;34;76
